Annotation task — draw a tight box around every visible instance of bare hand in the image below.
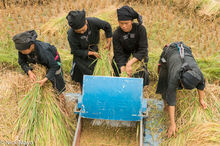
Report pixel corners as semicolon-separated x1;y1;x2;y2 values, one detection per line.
120;66;126;73
105;37;112;50
199;99;207;109
197;90;207;109
125;64;132;77
167;124;177;138
88;51;100;59
28;70;36;82
93;52;101;59
35;77;48;87
105;42;111;50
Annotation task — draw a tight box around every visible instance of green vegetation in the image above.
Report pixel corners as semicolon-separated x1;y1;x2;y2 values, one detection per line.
0;37;18;67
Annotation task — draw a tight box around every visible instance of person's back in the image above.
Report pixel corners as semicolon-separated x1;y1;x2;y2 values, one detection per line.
156;41;207;138
162;42;205;93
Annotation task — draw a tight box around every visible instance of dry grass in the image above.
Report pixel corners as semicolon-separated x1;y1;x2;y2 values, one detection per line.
145;0;220;20
0;0;219;145
173;0;220;19
0;69;28;142
162;85;220;145
0;0;219;81
135;1;219;81
0;0;52;8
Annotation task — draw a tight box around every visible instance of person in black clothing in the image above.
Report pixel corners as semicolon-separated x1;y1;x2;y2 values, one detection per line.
66;10;112;91
112;6;149;86
156;42;207;138
12;30;66;109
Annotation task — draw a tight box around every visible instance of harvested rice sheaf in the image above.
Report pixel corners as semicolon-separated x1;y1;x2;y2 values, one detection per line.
14;65;75;146
93;49;114;76
93;48;145;77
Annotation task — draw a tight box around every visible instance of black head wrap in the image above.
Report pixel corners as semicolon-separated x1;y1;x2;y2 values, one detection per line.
117;6;142;25
66;10;86;30
12;30;37;50
181;70;201;90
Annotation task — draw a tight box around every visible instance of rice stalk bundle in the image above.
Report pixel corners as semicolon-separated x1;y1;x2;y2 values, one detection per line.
93;49;114;76
120;56;146;78
14;65;74;146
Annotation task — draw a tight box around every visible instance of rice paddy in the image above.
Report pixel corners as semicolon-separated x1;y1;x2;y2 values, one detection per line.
0;0;219;145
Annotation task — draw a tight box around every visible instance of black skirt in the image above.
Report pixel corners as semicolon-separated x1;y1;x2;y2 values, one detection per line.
156;66;168;96
71;56;97;85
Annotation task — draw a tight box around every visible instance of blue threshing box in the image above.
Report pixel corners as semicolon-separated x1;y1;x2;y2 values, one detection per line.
73;75;147;146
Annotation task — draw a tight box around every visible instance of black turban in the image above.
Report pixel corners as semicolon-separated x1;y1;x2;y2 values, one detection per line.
117;6;143;25
181;70;201;90
66;10;86;30
12;30;37;51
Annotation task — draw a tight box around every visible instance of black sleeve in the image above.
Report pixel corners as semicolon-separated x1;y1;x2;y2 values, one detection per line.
196;73;205;90
113;31;127;68
92;17;112;38
18;52;32;74
67;30;89;59
166;85;177;106
166;76;179;106
133;25;148;61
38;48;60;81
197;82;205;90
